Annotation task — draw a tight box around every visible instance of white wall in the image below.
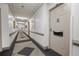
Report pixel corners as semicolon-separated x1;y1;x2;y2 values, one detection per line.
8;12;17;46
30;4;49;48
0;4;18;49
8;4;18;47
0;4;10;48
71;4;79;41
8;9;15;34
71;3;79;56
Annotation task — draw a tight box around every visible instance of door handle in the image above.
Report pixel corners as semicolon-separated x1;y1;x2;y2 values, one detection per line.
53;31;63;37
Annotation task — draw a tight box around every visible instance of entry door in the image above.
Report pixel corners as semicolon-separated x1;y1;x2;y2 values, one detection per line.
49;4;70;56
0;8;2;52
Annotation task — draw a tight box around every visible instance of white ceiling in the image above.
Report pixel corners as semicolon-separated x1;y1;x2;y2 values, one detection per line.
9;3;42;19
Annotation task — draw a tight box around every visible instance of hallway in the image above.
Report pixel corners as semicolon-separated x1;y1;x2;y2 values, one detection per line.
0;3;79;56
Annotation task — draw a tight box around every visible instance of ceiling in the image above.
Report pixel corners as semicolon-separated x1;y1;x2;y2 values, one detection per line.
9;3;42;19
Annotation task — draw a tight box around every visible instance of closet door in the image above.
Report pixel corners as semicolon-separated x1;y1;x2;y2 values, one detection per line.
49;4;70;55
0;8;2;52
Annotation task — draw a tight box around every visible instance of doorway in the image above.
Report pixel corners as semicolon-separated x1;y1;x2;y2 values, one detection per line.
49;4;70;56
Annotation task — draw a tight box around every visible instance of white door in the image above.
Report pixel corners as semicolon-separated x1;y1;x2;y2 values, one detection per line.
0;8;2;52
49;4;70;56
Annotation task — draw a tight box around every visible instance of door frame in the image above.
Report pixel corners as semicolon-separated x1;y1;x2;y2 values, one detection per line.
49;3;64;48
28;21;30;36
0;8;2;52
49;3;72;56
